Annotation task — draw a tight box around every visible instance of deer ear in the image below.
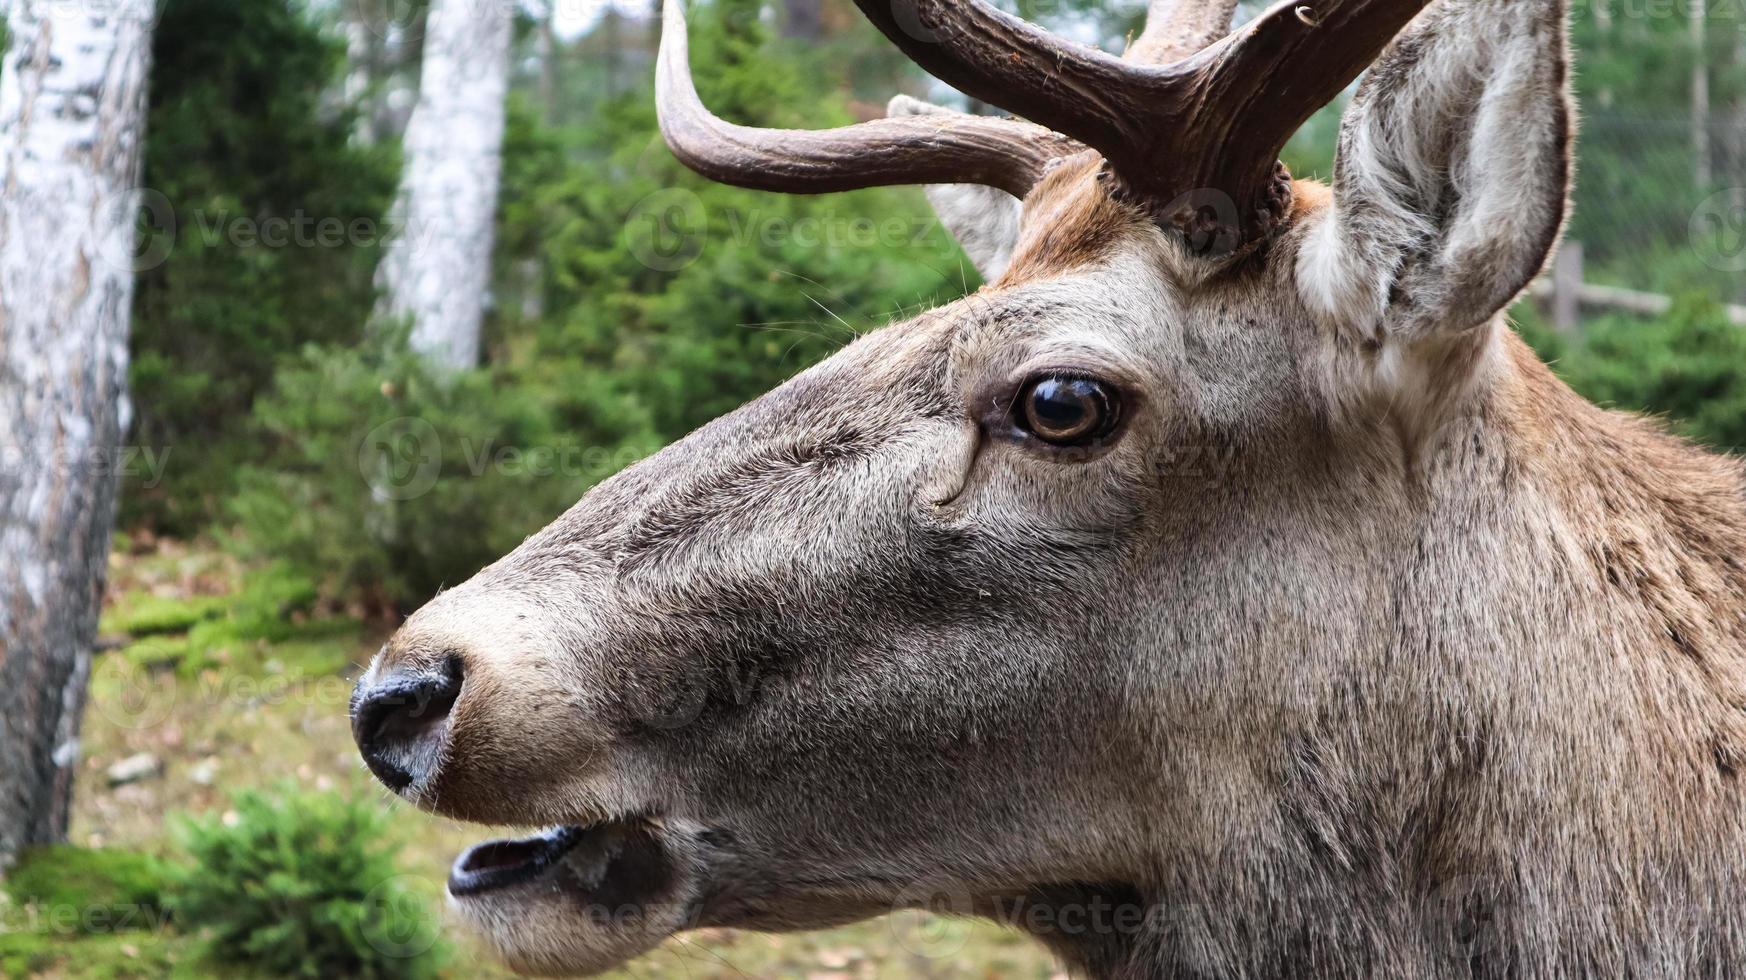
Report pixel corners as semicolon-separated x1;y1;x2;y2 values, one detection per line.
887;96;1023;282
1297;0;1573;344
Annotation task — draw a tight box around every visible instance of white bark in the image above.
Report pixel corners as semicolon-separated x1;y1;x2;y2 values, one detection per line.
375;0;514;371
0;0;155;866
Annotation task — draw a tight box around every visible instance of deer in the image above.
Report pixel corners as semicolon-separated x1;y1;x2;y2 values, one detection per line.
348;0;1746;975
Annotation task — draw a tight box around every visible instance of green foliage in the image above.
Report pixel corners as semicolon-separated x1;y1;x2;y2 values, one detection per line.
169;788;444;980
497;0;968;444
229;331;653;609
3;847;170;935
1517;298;1746;453
125;0;398;534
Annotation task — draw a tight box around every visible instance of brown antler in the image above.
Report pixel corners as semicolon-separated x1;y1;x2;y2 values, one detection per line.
657;0;1433;249
1127;0;1241;64
656;0;1078;199
1131;0;1436;243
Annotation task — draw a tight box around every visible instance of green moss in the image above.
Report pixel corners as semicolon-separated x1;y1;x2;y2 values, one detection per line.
176;617;359;682
3;847;170;935
98;562;351;681
100;595;226;639
0;930;191;979
257;637;357;682
115;638;191;674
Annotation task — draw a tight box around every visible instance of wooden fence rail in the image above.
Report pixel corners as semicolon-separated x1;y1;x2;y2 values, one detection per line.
1530;240;1746;331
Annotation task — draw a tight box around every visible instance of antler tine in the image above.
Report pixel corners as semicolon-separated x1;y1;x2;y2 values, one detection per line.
845;0;1165;162
1138;0;1432;239
1126;0;1239;64
656;0;1078;198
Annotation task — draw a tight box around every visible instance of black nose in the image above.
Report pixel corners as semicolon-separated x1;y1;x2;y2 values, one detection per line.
351;656;463;792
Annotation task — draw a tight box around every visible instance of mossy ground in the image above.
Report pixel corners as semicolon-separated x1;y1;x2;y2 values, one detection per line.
4;540;1063;979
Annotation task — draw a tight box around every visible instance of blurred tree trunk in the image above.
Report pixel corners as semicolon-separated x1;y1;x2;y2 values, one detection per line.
782;0;824;40
538;4;558;121
604;8;624;96
375;0;514;370
0;0;155;870
1692;0;1711;189
345;16;381;144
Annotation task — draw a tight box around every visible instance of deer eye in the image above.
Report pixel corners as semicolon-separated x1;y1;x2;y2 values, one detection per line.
1019;376;1120;446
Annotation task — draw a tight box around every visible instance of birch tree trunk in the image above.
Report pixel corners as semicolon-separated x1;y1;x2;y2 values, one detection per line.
0;0;155;869
374;0;514;371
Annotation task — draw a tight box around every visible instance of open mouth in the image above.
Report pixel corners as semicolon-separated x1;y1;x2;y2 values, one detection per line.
448;818;677;903
445;816;715;976
450;825;589;897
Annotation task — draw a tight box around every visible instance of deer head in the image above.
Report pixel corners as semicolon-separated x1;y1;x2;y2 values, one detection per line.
351;0;1617;976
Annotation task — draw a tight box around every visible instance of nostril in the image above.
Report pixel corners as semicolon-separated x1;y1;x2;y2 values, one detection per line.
352;655;463;792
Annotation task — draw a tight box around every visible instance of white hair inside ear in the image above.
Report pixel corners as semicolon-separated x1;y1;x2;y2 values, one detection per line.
887;95;1024;283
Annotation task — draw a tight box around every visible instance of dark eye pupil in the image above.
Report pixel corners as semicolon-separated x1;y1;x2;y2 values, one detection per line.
1024;377;1109;444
